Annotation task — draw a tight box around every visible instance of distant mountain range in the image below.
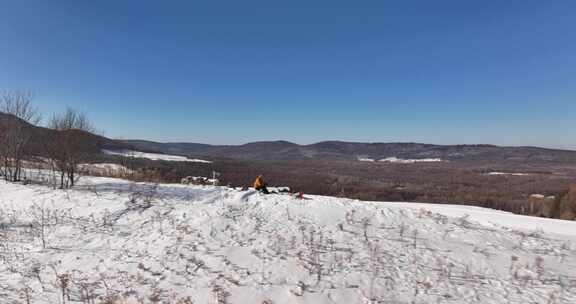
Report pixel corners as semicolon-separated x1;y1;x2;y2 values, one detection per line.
121;139;576;165
2;112;575;166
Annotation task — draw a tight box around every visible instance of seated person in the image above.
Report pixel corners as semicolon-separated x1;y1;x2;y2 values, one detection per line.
253;175;270;194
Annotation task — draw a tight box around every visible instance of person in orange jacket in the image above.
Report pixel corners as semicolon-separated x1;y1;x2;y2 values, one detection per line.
253;175;270;194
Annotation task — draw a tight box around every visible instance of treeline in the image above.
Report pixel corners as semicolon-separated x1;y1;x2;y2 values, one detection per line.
553;186;576;220
0;90;95;189
130;158;576;221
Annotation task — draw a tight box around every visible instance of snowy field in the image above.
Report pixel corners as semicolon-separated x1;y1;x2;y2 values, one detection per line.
379;157;444;164
1;176;576;303
486;172;531;177
102;149;212;163
357;157;444;164
79;163;133;176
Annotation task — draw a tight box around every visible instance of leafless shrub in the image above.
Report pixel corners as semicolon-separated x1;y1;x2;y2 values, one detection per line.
25;203;69;249
412;229;418;249
76;279;99;304
148;288;163;303
399;222;407;242
98;294;123;304
509;255;519;274
269;234;287;257
0;90;41;182
127;183;158;211
290;281;309;297
50;265;71;304
345;210;356;225
45;107;95;189
18;283;33;304
221;204;247;222
361;217;371;242
211;284;230;304
367;241;382;303
535;256;545;281
176;297;194;304
186;256;206;274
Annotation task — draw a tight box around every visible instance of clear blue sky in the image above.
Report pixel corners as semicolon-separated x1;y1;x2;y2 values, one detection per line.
1;1;575;148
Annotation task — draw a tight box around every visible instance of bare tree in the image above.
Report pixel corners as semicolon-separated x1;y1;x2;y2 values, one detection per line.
0;91;41;182
46;107;94;188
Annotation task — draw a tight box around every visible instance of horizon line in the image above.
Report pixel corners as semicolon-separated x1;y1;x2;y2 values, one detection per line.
114;138;576;152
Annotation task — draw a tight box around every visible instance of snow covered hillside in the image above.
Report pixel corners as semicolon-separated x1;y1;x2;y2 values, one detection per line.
102;149;212;163
357;157;445;164
1;177;575;303
379;157;444;164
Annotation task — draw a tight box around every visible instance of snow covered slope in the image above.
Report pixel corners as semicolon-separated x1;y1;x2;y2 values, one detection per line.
1;177;575;303
102;149;212;163
379;157;444;164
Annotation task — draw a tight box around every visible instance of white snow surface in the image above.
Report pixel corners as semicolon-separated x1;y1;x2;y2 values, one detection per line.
1;177;575;303
79;163;133;175
357;158;375;162
379;157;444;164
487;172;531;176
102;149;212;163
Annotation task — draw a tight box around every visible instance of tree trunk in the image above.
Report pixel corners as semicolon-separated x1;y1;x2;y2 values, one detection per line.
69;169;75;188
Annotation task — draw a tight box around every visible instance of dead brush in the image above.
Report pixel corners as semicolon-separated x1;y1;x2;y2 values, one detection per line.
367;241;382;303
75;276;100;304
361;217;371;242
26;203;71;249
52;270;71;304
345;210;356;225
535;256;545;281
398;222;407;242
176;297;194;304
18;283;33;304
412;229;418;249
211;284;231;304
97;294;123;304
148;288;163;303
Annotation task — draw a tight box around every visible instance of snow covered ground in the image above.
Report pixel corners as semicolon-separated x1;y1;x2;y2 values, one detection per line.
357;158;375;162
357;157;445;164
79;163;133;176
102;149;212;163
379;157;444;164
486;172;531;177
1;176;575;303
